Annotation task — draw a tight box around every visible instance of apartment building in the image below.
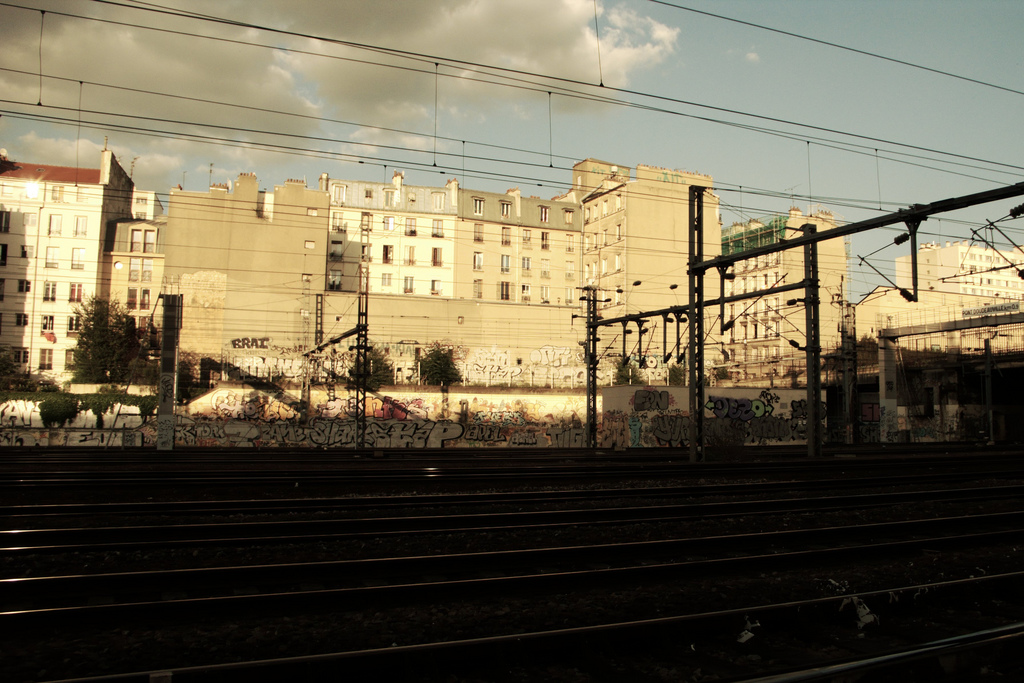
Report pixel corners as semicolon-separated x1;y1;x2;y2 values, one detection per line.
162;173;329;374
719;208;846;385
0;149;134;382
896;240;1024;300
101;215;166;334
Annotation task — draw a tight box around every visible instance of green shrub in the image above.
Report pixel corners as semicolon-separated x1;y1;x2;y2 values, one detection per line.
38;394;80;428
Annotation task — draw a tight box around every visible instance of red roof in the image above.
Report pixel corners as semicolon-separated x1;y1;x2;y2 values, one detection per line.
0;162;102;184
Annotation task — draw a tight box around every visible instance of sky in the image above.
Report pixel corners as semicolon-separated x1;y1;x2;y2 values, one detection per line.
1;0;1022;301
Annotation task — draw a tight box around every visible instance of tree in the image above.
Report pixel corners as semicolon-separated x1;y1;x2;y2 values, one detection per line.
667;362;686;386
419;344;462;386
0;346;17;384
72;296;147;384
347;345;394;392
613;358;643;385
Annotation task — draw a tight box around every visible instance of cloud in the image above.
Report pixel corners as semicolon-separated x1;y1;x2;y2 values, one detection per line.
745;52;760;63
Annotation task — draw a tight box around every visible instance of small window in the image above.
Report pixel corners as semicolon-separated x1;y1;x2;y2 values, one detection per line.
539;206;549;223
380;273;392;288
473;279;483;299
72;248;86;270
404;276;414;294
541;232;550;250
404;218;416;236
473;198;484;215
328;271;342;291
74;216;88;237
432;247;443;267
39;348;53;371
473;252;483;271
432;219;444;237
48;214;62;236
501;227;511;246
41;315;55;331
43;281;57;301
430;280;442;295
305;240;316;249
501;202;511;218
501;254;510;274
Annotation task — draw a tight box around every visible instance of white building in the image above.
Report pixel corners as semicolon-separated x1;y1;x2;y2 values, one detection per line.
0;149;135;383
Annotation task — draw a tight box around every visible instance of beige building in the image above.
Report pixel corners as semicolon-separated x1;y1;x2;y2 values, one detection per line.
0;149;134;382
162;174;329;383
571;160;724;379
719;207;847;385
101;215;166;334
896;240;1024;301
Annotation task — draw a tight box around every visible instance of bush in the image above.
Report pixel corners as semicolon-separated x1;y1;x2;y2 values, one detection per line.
38;394;80;428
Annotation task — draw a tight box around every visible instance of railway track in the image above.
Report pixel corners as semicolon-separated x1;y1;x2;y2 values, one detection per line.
4;451;1023;681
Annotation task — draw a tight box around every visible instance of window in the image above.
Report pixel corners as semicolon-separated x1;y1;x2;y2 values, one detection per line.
473;223;484;242
332;213;345;232
144;230;156;252
41;315;55;331
39;348;53;371
18;279;31;293
14;348;29;363
141;258;152;281
500;254;510;273
616;224;622;240
51;185;63;202
431;247;443;267
140;289;150;310
473;279;483;299
473;198;484;215
539;206;549;223
328;271;342;291
0;244;5;266
331;184;347;204
72;248;86;270
127;288;138;310
564;209;574;224
360;212;372;231
25;214;37;228
541;259;551;278
566;235;574;253
21;245;33;259
541;232;550;250
382;245;394;264
65;349;76;368
522;229;532;247
384;190;396;207
540;285;550;303
74;216;87;237
522;256;532;272
430;280;442;295
0;278;4;301
432;192;444;210
405;218;416;236
383;216;395;232
473;252;483;270
501;202;511;218
48;214;62;236
45;247;59;268
364;188;373;200
566;287;574;304
432;219;443;237
330;240;344;259
521;284;531;302
565;261;575;279
381;273;392;287
405;246;415;265
43;281;57;301
501;227;511;246
499;281;511;301
361;244;371;262
404;276;414;293
16;313;29;326
131;229;143;252
0;210;9;232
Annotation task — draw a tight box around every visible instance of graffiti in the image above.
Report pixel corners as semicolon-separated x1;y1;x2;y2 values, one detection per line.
231;337;270;349
2;399;41;428
210;390;301;422
0;429;45;446
473;411;527;426
705;396;774;421
160;374;175;403
789;399;827;421
650;413;689;447
464;424;506;443
633;389;670;412
509;430;539;446
226;355;304;380
860;403;880;422
546;425;586;448
748;416;794;441
529;345;578;368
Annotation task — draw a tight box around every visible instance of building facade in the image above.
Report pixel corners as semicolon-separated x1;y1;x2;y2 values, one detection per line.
0;149;134;383
718;208;847;385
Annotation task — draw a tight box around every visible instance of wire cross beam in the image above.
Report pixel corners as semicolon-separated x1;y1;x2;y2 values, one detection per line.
692;181;1024;275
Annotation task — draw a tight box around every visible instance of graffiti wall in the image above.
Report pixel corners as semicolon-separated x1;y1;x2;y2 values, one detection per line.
601;385;825;448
